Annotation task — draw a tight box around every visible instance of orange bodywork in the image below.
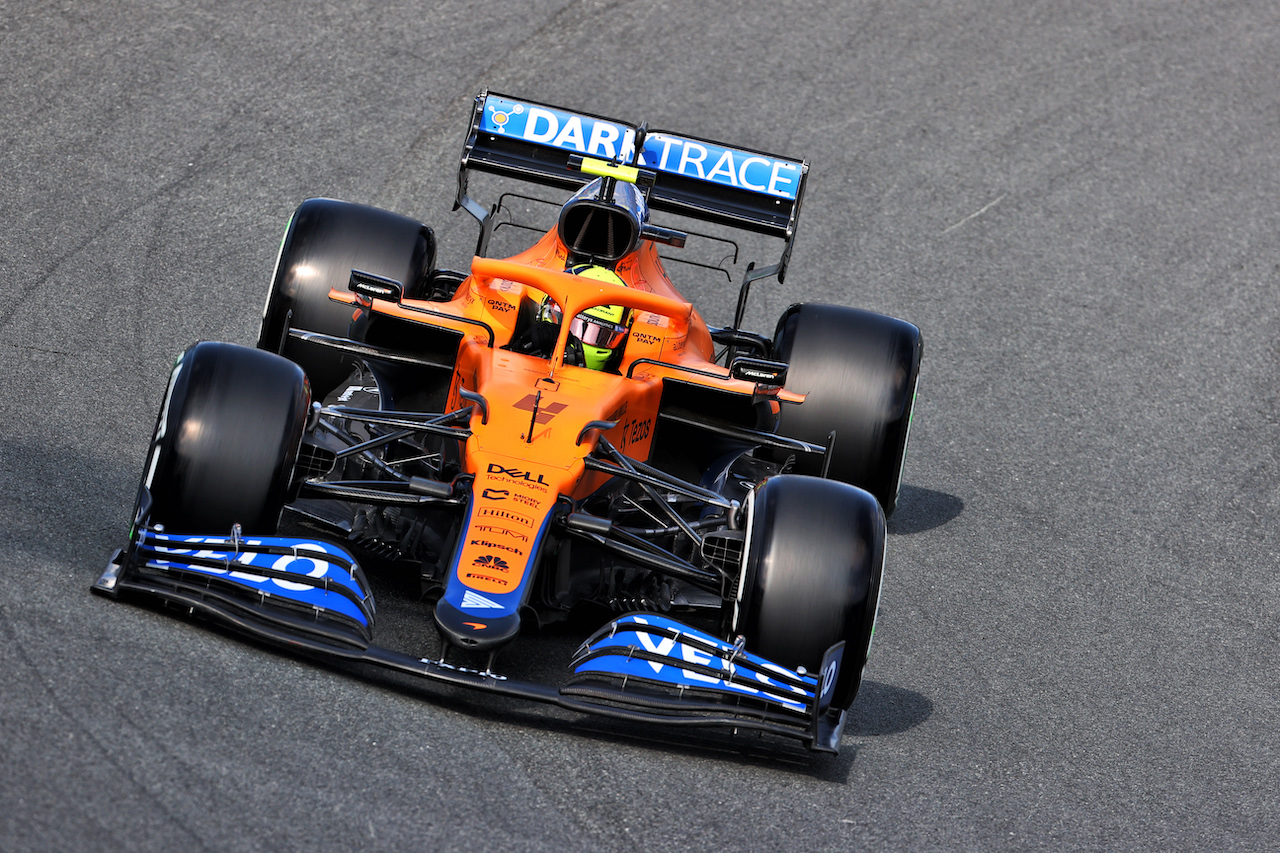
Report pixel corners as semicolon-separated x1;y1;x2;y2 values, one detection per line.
328;228;800;641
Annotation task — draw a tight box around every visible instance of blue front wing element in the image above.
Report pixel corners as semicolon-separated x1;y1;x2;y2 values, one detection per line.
570;613;820;716
101;530;375;647
97;535;852;750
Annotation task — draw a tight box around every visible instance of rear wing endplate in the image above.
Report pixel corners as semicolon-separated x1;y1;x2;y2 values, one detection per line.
456;91;808;275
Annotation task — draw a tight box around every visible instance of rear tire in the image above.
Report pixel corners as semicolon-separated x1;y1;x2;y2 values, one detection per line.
773;303;922;516
733;475;885;710
142;342;310;535
258;198;436;399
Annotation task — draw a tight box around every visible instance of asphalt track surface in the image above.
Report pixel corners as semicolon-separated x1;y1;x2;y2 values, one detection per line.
2;1;1278;850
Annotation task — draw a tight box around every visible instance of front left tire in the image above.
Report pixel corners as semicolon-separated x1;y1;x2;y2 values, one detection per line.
141;342;310;535
258;198;436;400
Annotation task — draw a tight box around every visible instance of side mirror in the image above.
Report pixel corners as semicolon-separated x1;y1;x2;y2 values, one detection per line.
729;356;788;386
349;269;403;302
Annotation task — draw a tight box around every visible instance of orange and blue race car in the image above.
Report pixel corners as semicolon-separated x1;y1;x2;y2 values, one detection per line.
95;91;922;754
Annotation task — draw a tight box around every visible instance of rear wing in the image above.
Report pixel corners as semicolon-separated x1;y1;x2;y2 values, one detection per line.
455;91;808;282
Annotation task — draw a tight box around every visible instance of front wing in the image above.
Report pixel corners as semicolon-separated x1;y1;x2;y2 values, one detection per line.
95;530;849;753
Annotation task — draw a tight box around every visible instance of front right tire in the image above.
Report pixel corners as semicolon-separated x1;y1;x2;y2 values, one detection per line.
733;474;885;710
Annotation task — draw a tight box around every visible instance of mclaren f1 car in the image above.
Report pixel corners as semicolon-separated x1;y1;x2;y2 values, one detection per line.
95;92;923;754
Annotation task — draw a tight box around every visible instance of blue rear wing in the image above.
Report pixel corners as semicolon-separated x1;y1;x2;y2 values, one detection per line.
457;91;808;246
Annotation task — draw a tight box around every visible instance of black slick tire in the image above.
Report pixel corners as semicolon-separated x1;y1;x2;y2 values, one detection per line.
257;198;435;399
141;342;310;535
733;474;885;710
773;303;922;517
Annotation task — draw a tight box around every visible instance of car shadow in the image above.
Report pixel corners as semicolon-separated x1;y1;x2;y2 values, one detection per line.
888;485;964;535
844;680;933;736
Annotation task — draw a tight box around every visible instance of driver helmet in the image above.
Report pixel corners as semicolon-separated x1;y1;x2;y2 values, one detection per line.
538;264;630;371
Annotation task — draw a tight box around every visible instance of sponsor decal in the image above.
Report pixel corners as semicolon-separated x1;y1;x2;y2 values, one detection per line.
479;96;802;200
470;539;525;556
820;656;839;700
421;658;508;680
510;492;541;509
447;368;466;412
461;590;505;610
620;418;652;450
465;572;509;587
481;488;510;501
143;358;185;492
486;298;515;314
585;627;778;698
631;331;661;346
151;537;337;592
463;622;488;630
605;401;628;421
513;394;568;424
336;384;379;402
478;507;533;527
472;554;510;572
487;463;548;486
143;536;367;623
474;524;528;542
351;280;399;300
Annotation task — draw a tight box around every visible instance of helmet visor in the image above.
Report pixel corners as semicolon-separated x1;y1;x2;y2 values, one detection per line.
569;312;629;349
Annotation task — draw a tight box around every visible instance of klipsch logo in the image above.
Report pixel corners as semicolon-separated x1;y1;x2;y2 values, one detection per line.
470;539;524;556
